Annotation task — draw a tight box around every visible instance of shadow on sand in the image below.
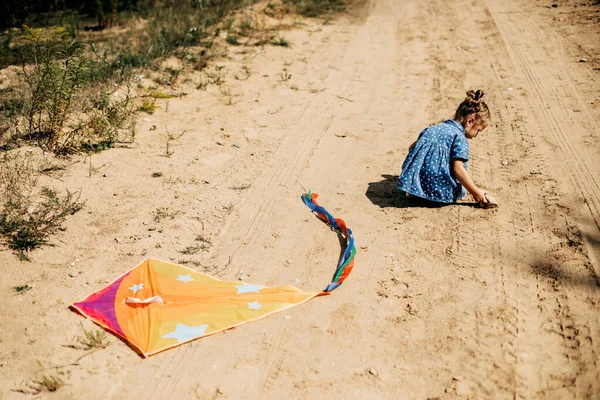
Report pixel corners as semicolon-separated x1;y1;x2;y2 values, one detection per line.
365;174;478;209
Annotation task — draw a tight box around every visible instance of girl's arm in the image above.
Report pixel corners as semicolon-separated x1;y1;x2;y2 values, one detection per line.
408;140;417;151
452;160;487;204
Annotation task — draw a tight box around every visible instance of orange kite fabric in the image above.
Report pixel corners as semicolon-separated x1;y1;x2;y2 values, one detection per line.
72;258;320;357
71;192;355;357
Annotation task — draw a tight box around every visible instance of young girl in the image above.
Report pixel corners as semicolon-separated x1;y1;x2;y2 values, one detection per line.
397;90;496;207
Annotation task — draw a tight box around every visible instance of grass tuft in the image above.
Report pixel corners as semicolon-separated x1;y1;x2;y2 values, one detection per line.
0;152;84;258
76;322;109;350
33;373;64;392
272;36;290;47
13;284;32;294
283;0;347;17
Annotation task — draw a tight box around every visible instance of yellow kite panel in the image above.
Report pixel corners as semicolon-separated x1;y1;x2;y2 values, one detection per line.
72;258;319;357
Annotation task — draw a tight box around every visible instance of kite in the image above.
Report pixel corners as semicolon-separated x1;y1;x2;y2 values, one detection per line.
71;192;355;357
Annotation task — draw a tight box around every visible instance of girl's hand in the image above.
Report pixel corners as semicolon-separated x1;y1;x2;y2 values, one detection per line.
473;189;487;204
452;161;495;207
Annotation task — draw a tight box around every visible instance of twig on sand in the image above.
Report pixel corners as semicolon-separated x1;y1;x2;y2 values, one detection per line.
336;95;354;102
36;345;112;373
296;180;308;194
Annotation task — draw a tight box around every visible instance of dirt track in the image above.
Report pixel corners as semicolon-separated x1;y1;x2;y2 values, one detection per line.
2;0;599;398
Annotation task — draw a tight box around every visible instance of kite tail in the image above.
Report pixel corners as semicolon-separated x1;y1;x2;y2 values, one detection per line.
301;190;356;292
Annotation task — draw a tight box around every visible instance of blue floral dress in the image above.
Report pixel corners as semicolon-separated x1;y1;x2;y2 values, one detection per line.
397;119;469;203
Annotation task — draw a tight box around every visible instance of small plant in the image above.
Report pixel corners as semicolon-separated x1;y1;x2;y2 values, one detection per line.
33;373;64;392
152;172;163;178
222;203;235;214
13;367;70;395
163;129;186;157
21;27;87;153
193;49;213;72
137;98;159;114
0;152;84;259
87;156;109;177
77;322;109;350
179;243;209;255
179;259;203;267
78;89;137;154
226;34;240;46
148;90;176;99
196;78;209;91
195;234;212;245
229;183;251;191
161;68;182;87
239;17;254;36
264;2;283;17
284;0;346;17
234;65;252;81
207;66;226;86
0;187;83;259
223;17;236;31
220;87;241;106
272;36;290;47
278;67;292;82
13;284;32;294
153;207;179;222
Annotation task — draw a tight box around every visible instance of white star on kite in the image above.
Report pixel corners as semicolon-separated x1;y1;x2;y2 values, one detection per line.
128;283;144;294
162;323;209;343
236;284;264;294
248;301;262;310
176;274;194;283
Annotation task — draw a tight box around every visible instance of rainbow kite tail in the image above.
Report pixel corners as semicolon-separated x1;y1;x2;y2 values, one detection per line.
301;190;356;292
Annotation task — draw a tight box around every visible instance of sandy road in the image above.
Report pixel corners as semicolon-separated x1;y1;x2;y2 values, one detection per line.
1;0;599;398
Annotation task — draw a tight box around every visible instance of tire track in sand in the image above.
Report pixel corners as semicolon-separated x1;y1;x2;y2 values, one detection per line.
135;5;380;400
487;0;600;276
133;18;359;400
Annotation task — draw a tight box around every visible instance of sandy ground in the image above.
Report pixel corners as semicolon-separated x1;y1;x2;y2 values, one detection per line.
1;0;600;398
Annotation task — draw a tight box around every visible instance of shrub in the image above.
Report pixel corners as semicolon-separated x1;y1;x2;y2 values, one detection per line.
21;26;87;152
0;152;84;259
7;26;137;155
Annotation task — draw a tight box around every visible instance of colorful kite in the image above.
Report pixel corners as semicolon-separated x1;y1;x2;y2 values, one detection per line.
71;192;355;357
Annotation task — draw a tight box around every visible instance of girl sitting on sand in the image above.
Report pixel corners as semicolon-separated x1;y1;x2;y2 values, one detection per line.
397;89;497;208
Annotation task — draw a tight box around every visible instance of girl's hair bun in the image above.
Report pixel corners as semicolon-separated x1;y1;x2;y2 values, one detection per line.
466;89;484;101
454;89;490;124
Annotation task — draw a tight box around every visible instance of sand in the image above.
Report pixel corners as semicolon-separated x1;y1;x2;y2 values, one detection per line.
1;0;599;398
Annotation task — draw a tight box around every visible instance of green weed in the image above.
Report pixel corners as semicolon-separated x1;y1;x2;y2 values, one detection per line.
33;373;64;392
179;243;209;255
278;67;292;81
272;36;290;47
226;34;240;46
137;98;159;114
76;322;109;349
229;183;251;191
162;129;185;157
283;0;347;17
13;284;32;294
0;152;83;258
153;207;179;222
21;27;87;152
195;234;212;244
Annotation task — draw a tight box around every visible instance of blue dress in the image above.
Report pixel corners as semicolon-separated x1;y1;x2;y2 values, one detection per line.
397;119;469;203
